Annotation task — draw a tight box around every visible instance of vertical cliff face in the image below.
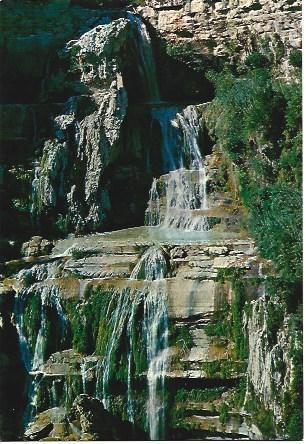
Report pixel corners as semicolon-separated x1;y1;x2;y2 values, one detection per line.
0;0;302;441
32;18;130;232
138;0;301;68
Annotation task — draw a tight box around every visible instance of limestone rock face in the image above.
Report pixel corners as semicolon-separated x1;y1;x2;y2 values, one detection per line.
21;236;54;258
139;0;301;64
247;294;299;429
33;19;129;232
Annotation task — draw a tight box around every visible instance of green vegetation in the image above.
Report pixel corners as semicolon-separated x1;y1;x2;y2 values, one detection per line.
210;269;248;360
283;307;303;439
244;388;276;439
23;291;41;354
205;49;302;439
169;323;194;352
205;57;302;289
219;403;230;425
204;301;231;338
175;387;226;404
202;359;246;379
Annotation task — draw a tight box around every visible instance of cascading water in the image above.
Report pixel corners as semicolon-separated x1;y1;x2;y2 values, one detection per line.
143;280;168;440
14;289;33;373
32;285;67;371
146;105;209;231
129;246;169;440
94;246;168;440
151;106;181;171
130;245;168;280
145;178;161;227
100;288;133;410
128;13;160;102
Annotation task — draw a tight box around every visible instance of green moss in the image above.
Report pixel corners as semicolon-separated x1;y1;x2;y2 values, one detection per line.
175;387;226;404
204;301;231;338
169;323;194;351
219;402;230;424
289;49;302;68
201;359;246;379
244;386;276;439
63;286;116;355
23;291;41;354
215;269;248;360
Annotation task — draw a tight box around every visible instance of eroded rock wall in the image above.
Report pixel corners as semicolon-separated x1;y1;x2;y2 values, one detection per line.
139;0;301;65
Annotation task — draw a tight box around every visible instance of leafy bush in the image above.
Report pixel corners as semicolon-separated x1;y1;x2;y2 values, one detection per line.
245;52;270;69
289;50;302;68
205;56;302;287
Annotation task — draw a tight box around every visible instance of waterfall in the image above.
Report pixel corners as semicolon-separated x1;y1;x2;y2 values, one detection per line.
129;246;169;440
101;288;132;410
14;290;33;373
151;106;181;171
130;246;168;280
32;285;67;371
14;278;67;374
162;167;209;231
126;292;142;424
143;280;168;440
145;178;161;227
177;105;203;169
128;13;160;102
146;105;209;231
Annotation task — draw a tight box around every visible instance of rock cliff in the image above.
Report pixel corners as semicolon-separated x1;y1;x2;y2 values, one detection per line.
138;0;301;67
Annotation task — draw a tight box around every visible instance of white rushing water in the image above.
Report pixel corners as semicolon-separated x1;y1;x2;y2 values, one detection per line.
143;280;168;440
95;245;169;440
14;289;33;373
130;246;169;440
128;13;160;102
32;285;67;371
101;288;132;410
146;105;209;231
130;245;168;281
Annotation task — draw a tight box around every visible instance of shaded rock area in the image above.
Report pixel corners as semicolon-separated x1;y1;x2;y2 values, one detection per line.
25;394;147;441
0;285;27;440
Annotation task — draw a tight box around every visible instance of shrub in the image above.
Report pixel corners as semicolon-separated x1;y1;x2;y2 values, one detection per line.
288;50;302;68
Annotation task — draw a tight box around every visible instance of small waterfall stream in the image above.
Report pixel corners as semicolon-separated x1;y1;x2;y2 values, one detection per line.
143;280;168;440
95;246;169;440
130;246;169;440
146;105;209;231
14;289;33;373
128;13;160;102
13;269;68;428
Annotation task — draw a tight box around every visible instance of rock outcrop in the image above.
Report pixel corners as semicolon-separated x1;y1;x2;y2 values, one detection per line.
139;0;301;66
33;18;129;232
